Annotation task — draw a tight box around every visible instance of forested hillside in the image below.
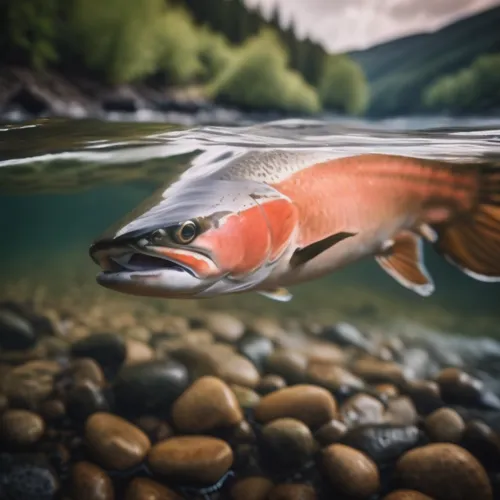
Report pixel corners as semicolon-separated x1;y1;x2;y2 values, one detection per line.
349;6;500;115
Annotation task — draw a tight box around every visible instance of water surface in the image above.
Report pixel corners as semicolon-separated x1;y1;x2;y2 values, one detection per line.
1;116;500;338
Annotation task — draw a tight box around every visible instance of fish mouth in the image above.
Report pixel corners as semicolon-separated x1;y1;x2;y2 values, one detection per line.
89;243;215;297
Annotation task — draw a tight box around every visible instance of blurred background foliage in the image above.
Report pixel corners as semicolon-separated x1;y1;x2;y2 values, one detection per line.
0;0;369;115
0;0;499;116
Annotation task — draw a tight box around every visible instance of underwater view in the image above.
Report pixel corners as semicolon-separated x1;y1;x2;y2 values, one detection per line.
1;116;500;500
2;0;500;498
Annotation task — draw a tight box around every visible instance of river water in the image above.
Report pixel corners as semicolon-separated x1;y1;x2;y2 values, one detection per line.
1;115;500;339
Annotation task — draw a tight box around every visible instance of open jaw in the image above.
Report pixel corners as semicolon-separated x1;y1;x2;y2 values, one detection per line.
102;251;195;276
93;247;211;297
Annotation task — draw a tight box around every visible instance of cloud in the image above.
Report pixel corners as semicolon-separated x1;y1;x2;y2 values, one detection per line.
243;0;499;52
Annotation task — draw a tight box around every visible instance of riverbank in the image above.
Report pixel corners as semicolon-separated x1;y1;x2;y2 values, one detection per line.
0;66;315;127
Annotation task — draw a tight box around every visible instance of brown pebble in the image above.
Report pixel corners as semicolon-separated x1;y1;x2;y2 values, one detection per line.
230;476;274;500
261;418;316;466
352;358;408;385
265;350;308;384
395;443;492;500
307;363;364;393
85;412;151;470
383;491;434;500
314;419;347;446
134;416;173;443
205;312;245;342
385;396;418;426
376;384;399;398
125;477;182;500
0;409;45;445
40;399;66;421
148;435;233;483
70;358;105;387
125;340;154;365
425;408;465;443
254;385;337;429
340;393;385;426
303;341;345;365
219;420;256;445
322;443;380;498
220;354;260;388
256;375;286;395
71;461;114;500
267;483;316;500
435;367;482;404
230;384;261;409
172;376;243;433
2;360;61;409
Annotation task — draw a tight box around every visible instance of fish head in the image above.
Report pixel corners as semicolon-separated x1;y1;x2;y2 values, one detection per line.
89;178;298;298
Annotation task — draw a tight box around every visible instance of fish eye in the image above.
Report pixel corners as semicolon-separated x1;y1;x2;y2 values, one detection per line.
174;220;198;244
150;228;167;243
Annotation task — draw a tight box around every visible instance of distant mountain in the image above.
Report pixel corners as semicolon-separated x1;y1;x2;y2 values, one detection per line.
348;6;500;116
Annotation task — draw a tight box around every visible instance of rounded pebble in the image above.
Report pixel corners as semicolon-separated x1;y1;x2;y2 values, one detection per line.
254;385;337;429
265;350;308;384
425;408;465;443
261;418;315;467
230;476;274;500
0;308;36;350
148;435;233;484
205;312;245;342
71;332;126;378
0;409;45;446
340;424;421;464
113;360;189;416
314;419;347;446
322;443;380;498
340;393;385;426
238;334;274;372
307;363;364;393
125;477;182;500
267;483;316;500
230;384;261;409
2;360;60;409
71;461;114;500
85;412;151;470
256;375;286;395
395;443;493;500
383;492;434;500
172;376;243;432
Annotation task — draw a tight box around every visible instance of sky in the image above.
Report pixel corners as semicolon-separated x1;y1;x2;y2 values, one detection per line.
243;0;500;52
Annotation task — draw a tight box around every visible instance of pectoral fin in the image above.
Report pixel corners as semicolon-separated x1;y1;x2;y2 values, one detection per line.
376;231;434;296
290;232;356;267
257;287;293;302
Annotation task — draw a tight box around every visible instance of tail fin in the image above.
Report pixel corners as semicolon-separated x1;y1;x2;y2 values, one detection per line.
434;164;500;282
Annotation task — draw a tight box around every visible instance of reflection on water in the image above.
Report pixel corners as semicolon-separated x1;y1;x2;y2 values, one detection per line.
1;117;500;338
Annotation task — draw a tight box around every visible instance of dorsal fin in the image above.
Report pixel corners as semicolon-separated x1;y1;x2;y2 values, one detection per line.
376;231;434;296
290;232;356;268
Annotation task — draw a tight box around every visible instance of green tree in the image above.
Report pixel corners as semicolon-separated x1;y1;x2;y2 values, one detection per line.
155;5;204;85
1;0;59;69
68;0;167;84
423;52;500;112
197;28;234;82
209;29;321;114
318;55;370;115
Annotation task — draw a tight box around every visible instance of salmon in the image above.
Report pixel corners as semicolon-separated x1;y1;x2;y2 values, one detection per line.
89;150;500;301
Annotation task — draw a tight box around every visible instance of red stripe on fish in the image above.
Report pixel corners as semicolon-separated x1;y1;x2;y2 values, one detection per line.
154;247;220;278
258;198;298;262
195;205;272;276
272;154;479;249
